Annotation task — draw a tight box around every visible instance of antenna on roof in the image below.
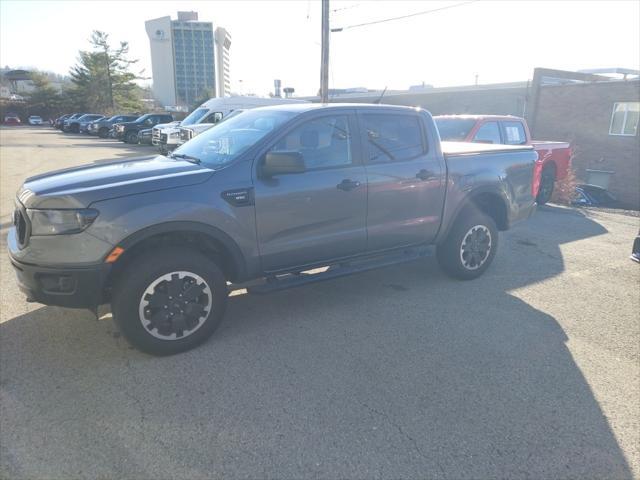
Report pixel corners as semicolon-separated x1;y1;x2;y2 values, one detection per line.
373;86;387;104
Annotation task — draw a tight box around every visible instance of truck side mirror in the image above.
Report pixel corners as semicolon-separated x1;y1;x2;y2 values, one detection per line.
261;151;306;177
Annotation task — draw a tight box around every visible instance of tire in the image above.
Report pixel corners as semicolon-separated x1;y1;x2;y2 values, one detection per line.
112;247;228;355
70;123;79;133
436;206;499;280
536;165;556;205
98;127;109;138
125;131;139;144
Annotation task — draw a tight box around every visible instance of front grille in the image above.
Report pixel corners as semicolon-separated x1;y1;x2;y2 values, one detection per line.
13;207;28;248
152;127;161;144
160;133;168;144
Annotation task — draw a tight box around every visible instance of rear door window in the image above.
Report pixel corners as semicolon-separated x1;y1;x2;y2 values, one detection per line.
473;122;502;144
502;121;527;145
362;114;425;163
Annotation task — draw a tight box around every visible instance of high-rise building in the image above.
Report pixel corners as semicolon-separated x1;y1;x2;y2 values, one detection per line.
145;11;231;107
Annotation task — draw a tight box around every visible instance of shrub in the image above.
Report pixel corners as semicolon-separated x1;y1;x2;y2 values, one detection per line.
551;165;579;205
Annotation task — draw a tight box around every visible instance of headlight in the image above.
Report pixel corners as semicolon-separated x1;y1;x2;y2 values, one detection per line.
27;208;99;235
169;131;180;138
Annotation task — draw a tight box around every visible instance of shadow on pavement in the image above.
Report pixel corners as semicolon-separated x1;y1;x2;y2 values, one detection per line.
1;206;629;478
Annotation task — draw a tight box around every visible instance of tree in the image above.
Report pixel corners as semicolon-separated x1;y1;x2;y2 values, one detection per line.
69;30;143;113
26;72;63;119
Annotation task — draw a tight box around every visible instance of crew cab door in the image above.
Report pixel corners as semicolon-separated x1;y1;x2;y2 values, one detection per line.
254;112;367;272
359;111;445;251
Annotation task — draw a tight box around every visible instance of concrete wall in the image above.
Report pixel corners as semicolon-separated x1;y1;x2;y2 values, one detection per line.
531;80;640;208
145;16;177;107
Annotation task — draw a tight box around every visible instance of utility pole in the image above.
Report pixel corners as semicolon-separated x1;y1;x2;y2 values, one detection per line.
320;0;330;103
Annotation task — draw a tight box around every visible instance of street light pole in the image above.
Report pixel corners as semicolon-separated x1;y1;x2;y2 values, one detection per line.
320;0;330;103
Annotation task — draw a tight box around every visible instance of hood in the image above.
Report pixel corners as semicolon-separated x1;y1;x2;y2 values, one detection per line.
155;122;180;131
190;123;216;133
116;120;140;128
18;155;214;209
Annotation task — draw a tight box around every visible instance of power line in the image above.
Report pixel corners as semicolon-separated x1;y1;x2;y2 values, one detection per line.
332;3;361;13
331;0;479;32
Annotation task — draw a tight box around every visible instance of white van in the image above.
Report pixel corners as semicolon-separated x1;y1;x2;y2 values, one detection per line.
153;96;308;153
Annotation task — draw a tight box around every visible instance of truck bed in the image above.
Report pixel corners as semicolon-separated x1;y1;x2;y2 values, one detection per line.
530;140;571;149
441;141;535;156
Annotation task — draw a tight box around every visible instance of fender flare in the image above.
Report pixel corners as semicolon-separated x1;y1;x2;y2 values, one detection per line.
114;221;248;281
436;186;510;244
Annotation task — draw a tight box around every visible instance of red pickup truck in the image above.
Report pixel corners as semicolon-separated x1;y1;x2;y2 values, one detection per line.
434;115;571;204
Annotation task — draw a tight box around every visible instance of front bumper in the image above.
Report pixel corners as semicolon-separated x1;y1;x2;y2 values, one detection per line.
9;256;111;308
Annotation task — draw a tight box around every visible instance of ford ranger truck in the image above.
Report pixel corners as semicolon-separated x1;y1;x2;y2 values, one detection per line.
434;115;571;204
8;104;536;355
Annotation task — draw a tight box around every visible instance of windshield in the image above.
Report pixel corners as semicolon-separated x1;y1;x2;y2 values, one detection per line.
134;114;151;123
435;118;477;141
181;108;210;126
172;109;295;169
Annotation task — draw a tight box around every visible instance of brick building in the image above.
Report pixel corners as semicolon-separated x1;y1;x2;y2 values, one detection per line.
528;69;640;208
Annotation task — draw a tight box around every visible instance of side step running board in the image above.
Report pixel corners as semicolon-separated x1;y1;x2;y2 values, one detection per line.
231;246;433;295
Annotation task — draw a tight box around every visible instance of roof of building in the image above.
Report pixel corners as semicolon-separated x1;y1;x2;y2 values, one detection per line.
254;103;422;113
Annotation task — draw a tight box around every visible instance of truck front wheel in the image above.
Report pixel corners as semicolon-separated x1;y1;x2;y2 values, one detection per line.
125;131;139;144
112;247;228;355
437;207;498;280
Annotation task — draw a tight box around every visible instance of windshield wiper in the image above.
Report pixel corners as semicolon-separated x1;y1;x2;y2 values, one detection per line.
169;153;201;164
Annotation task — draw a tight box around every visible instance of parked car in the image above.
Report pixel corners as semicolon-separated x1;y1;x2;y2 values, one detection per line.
150;121;181;154
178;109;246;146
434;115;572;205
62;113;87;132
153;96;308;154
3;114;21;125
78;115;105;133
54;114;71;129
114;113;174;144
28;115;43;125
65;114;102;133
137;128;153;145
88;114;139;138
8;104;537;355
631;232;640;263
572;184;622;208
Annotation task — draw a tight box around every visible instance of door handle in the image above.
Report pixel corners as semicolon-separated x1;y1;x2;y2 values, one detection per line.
416;169;435;181
337;179;361;191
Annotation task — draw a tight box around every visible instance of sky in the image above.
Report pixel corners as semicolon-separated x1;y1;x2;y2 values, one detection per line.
1;0;639;97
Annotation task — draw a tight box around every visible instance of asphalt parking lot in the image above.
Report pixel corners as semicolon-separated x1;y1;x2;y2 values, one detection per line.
1;126;639;479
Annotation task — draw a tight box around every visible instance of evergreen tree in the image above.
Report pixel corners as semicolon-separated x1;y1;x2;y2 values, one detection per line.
69;30;143;113
26;72;63;119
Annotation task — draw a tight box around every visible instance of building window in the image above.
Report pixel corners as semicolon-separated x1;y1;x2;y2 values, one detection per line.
609;102;639;136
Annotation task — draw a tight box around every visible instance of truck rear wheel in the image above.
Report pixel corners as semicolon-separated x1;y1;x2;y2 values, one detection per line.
112;247;228;355
436;207;498;280
536;165;556;205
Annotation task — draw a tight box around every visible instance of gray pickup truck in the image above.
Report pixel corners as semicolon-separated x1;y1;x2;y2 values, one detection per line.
8;104;536;355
